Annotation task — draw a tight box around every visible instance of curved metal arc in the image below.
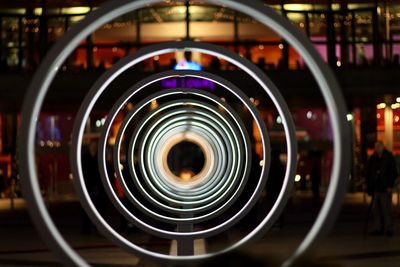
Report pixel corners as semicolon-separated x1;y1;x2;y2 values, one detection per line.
18;0;348;266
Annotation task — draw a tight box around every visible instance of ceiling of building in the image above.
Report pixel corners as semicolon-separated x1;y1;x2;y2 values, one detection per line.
1;0;399;9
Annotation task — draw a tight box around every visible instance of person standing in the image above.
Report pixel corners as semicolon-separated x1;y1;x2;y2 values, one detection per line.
310;151;322;203
81;140;108;234
366;141;398;236
0;169;4;198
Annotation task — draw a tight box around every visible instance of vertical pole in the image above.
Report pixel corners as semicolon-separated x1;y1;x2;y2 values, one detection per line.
305;12;310;37
280;1;289;69
0;114;2;154
384;107;393;151
64;15;69;32
372;0;381;66
39;0;48;60
0;16;2;67
64;16;73;71
26;9;36;71
86;34;94;70
234;11;239;53
10;177;15;210
384;95;394;151
177;206;194;256
135;10;141;48
18;16;23;71
0;15;3;71
177;223;194;256
185;0;190;40
86;2;94;70
327;0;336;67
340;2;349;66
351;11;357;64
9;114;18;210
384;2;391;61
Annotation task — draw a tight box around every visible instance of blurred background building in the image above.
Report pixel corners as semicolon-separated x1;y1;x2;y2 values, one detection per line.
0;0;399;200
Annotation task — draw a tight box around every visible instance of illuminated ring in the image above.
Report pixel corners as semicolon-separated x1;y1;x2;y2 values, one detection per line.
18;0;350;266
132;106;242;204
102;82;257;227
117;101;246;214
73;43;294;241
156;131;214;189
126;98;245;205
145;118;228;196
151;128;216;191
145;117;226;197
80;67;267;233
156;132;213;189
127;107;244;216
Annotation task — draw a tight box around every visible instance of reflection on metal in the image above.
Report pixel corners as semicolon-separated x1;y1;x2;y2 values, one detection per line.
18;1;351;267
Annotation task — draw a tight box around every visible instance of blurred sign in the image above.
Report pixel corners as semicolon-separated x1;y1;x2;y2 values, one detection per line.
161;77;215;91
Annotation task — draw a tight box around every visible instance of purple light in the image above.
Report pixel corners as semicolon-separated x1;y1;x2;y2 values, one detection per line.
161;77;215;91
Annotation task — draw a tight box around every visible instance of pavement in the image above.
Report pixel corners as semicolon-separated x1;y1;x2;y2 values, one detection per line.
0;192;399;267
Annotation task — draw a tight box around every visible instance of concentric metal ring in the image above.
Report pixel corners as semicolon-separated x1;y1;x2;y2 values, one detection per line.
114;97;249;220
70;44;296;249
18;0;350;266
132;104;244;207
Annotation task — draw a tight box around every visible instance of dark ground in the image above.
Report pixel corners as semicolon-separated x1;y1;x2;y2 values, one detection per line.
0;192;399;267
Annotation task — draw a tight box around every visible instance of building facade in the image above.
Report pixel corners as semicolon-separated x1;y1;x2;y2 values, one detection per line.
0;0;399;197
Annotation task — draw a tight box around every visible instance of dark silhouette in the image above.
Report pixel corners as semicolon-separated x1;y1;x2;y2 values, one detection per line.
393;54;400;67
266;149;285;227
169;58;177;69
310;151;322;203
210;57;221;70
257;57;266;70
266;150;285;203
0;169;4;197
96;60;105;71
366;141;398;236
81;140;108;234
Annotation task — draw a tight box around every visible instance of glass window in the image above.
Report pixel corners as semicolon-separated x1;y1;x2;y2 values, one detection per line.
238;20;280;41
308;13;327;37
190;21;233;42
354;11;373;42
2;17;20;47
190;6;235;22
93;17;138;44
47;17;66;44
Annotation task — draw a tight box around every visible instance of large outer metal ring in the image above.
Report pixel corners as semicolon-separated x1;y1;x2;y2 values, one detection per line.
18;0;350;266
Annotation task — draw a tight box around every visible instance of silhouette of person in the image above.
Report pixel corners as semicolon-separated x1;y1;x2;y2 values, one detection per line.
366;141;398;236
81;140;108;234
174;51;202;71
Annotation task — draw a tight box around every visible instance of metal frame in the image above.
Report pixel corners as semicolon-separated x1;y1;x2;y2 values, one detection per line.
18;0;350;266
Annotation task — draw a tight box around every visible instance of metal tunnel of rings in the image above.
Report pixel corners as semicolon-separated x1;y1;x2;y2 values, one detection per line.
19;1;350;266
